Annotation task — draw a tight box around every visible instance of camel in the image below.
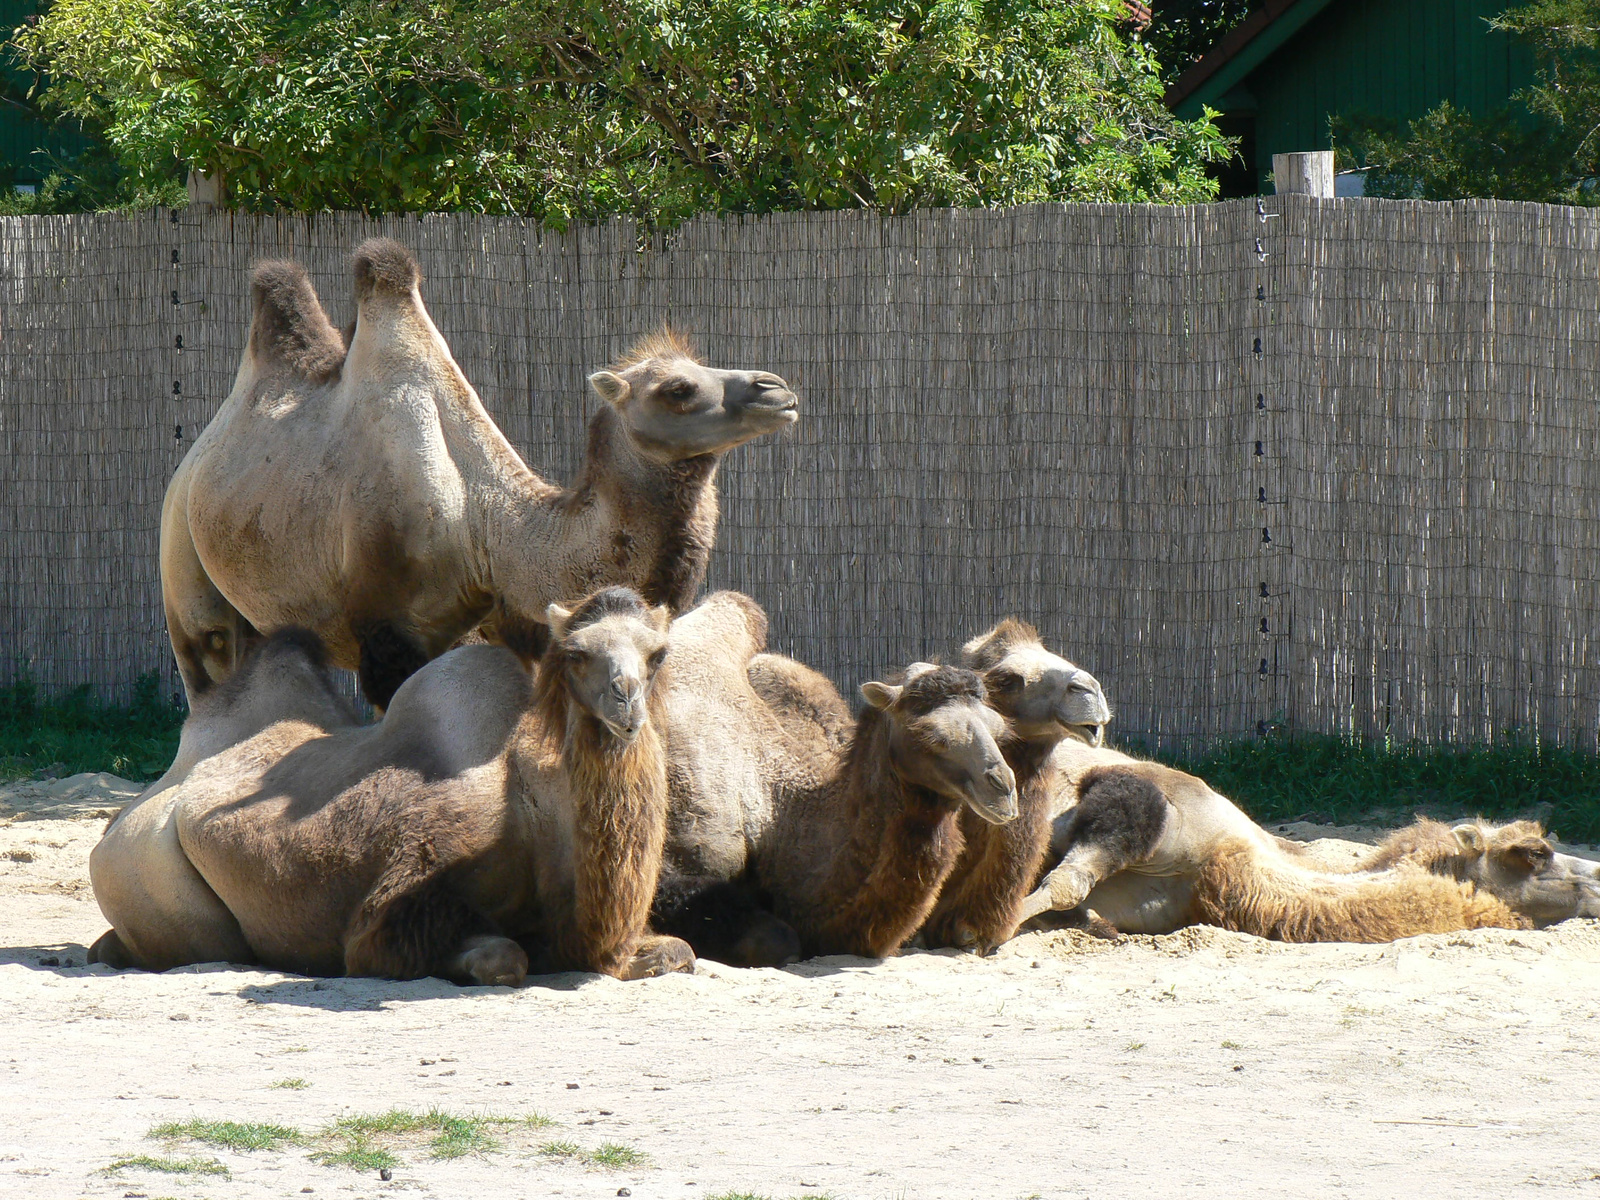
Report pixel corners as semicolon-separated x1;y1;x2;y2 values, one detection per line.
652;591;1019;962
949;624;1588;943
162;239;799;708
919;619;1113;954
87;587;693;984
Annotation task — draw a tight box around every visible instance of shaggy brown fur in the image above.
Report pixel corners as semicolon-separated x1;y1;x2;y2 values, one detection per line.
961;618;1042;672
922;737;1055;952
774;666;991;958
248;261;346;383
352;237;422;299
1192;838;1528;942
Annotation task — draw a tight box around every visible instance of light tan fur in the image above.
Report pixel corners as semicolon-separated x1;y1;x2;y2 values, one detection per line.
88;590;691;984
163;241;798;707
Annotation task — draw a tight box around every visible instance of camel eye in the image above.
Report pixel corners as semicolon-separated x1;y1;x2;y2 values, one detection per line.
989;671;1022;692
664;379;695;400
647;647;668;671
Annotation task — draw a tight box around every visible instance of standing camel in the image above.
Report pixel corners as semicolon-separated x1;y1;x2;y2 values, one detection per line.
163;239;798;707
654;592;1018;962
88;588;692;984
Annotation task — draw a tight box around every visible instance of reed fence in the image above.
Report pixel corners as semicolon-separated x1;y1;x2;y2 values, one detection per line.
2;196;1597;750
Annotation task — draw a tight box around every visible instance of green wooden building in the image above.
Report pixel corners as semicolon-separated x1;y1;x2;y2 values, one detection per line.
1167;0;1536;195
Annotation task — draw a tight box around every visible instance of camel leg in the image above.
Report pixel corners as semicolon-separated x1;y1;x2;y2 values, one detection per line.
923;801;1052;954
356;622;430;711
1019;771;1169;924
619;934;696;980
89;791;255;971
344;876;527;986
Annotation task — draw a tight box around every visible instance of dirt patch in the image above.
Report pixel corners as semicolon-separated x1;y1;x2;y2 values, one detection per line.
3;777;1598;1199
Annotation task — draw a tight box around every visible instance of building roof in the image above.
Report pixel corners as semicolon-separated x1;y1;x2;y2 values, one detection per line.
1165;0;1338;118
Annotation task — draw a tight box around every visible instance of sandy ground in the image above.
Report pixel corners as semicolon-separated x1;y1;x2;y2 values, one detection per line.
3;776;1599;1200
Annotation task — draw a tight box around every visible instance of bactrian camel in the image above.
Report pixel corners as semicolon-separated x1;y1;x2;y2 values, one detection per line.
88;588;693;984
653;591;1019;962
919;619;1113;954
162;239;798;708
963;625;1599;941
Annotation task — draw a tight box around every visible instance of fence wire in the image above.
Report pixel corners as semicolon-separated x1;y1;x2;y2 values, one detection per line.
2;196;1597;751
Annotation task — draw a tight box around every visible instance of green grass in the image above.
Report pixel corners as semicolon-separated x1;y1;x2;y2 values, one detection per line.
1158;732;1600;843
270;1077;310;1090
0;672;183;783
538;1139;584;1159
589;1141;647;1167
149;1118;302;1152
313;1141;399;1171
105;1154;229;1177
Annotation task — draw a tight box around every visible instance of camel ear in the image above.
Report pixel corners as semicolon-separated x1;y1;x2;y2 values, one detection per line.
647;604;673;633
903;661;938;682
1451;823;1487;855
545;603;574;641
588;370;631;408
860;681;901;710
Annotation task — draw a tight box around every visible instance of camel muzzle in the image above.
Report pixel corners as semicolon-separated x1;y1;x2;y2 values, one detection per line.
965;766;1019;826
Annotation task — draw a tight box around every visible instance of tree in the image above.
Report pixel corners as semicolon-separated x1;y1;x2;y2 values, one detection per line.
17;0;1231;220
1334;0;1599;204
1139;0;1254;84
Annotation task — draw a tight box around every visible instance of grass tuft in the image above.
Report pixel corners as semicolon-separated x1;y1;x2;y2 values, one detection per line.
538;1139;583;1158
313;1141;398;1171
149;1118;302;1152
270;1077;310;1090
588;1141;647;1167
105;1154;229;1177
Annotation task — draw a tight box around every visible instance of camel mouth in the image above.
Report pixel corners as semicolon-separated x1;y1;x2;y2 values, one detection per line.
1062;723;1105;747
965;789;1020;826
600;716;641;743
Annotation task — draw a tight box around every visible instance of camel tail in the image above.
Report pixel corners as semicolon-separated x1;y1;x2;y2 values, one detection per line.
352;238;422;301
1192;839;1528;943
248;260;345;383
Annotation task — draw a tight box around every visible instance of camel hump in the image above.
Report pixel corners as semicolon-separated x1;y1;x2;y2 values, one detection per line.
352;238;422;301
248;260;345;382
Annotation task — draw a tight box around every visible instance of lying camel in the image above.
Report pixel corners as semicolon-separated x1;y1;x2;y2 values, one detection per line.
163;240;798;707
88;588;692;984
919;619;1113;953
958;626;1593;942
653;591;1018;962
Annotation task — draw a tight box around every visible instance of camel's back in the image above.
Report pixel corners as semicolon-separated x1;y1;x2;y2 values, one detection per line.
747;653;853;757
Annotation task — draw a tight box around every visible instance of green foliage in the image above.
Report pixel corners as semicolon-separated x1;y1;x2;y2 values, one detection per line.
589;1141;647;1167
149;1119;303;1152
1333;0;1600;203
18;0;1230;220
0;671;184;783
1160;733;1600;843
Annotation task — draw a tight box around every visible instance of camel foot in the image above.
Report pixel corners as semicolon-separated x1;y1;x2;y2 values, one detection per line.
87;928;133;969
621;935;696;981
447;935;528;987
1019;864;1097;923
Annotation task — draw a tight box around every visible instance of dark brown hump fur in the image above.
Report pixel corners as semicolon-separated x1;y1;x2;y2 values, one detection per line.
352;238;422;301
248;261;345;382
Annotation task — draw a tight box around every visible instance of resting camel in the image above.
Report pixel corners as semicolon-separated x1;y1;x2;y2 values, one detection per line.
652;591;1019;962
163;239;798;708
919;619;1113;954
964;625;1598;942
88;588;693;984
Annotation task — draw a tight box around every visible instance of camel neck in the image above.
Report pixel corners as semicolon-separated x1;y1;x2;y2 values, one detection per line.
546;703;669;976
492;406;720;628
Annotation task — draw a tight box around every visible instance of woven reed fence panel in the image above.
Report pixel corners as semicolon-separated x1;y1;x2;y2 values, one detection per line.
2;196;1597;750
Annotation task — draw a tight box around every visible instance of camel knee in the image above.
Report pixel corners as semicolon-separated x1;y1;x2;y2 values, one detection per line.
620;935;696;980
87;928;134;969
445;935;528;987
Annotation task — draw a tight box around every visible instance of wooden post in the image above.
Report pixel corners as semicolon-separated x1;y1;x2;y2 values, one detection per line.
1271;151;1334;197
185;170;224;209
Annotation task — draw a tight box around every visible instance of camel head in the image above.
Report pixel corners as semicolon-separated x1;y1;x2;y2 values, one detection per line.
960;619;1111;747
1444;819;1600;926
587;328;798;463
860;663;1019;826
541;587;671;744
